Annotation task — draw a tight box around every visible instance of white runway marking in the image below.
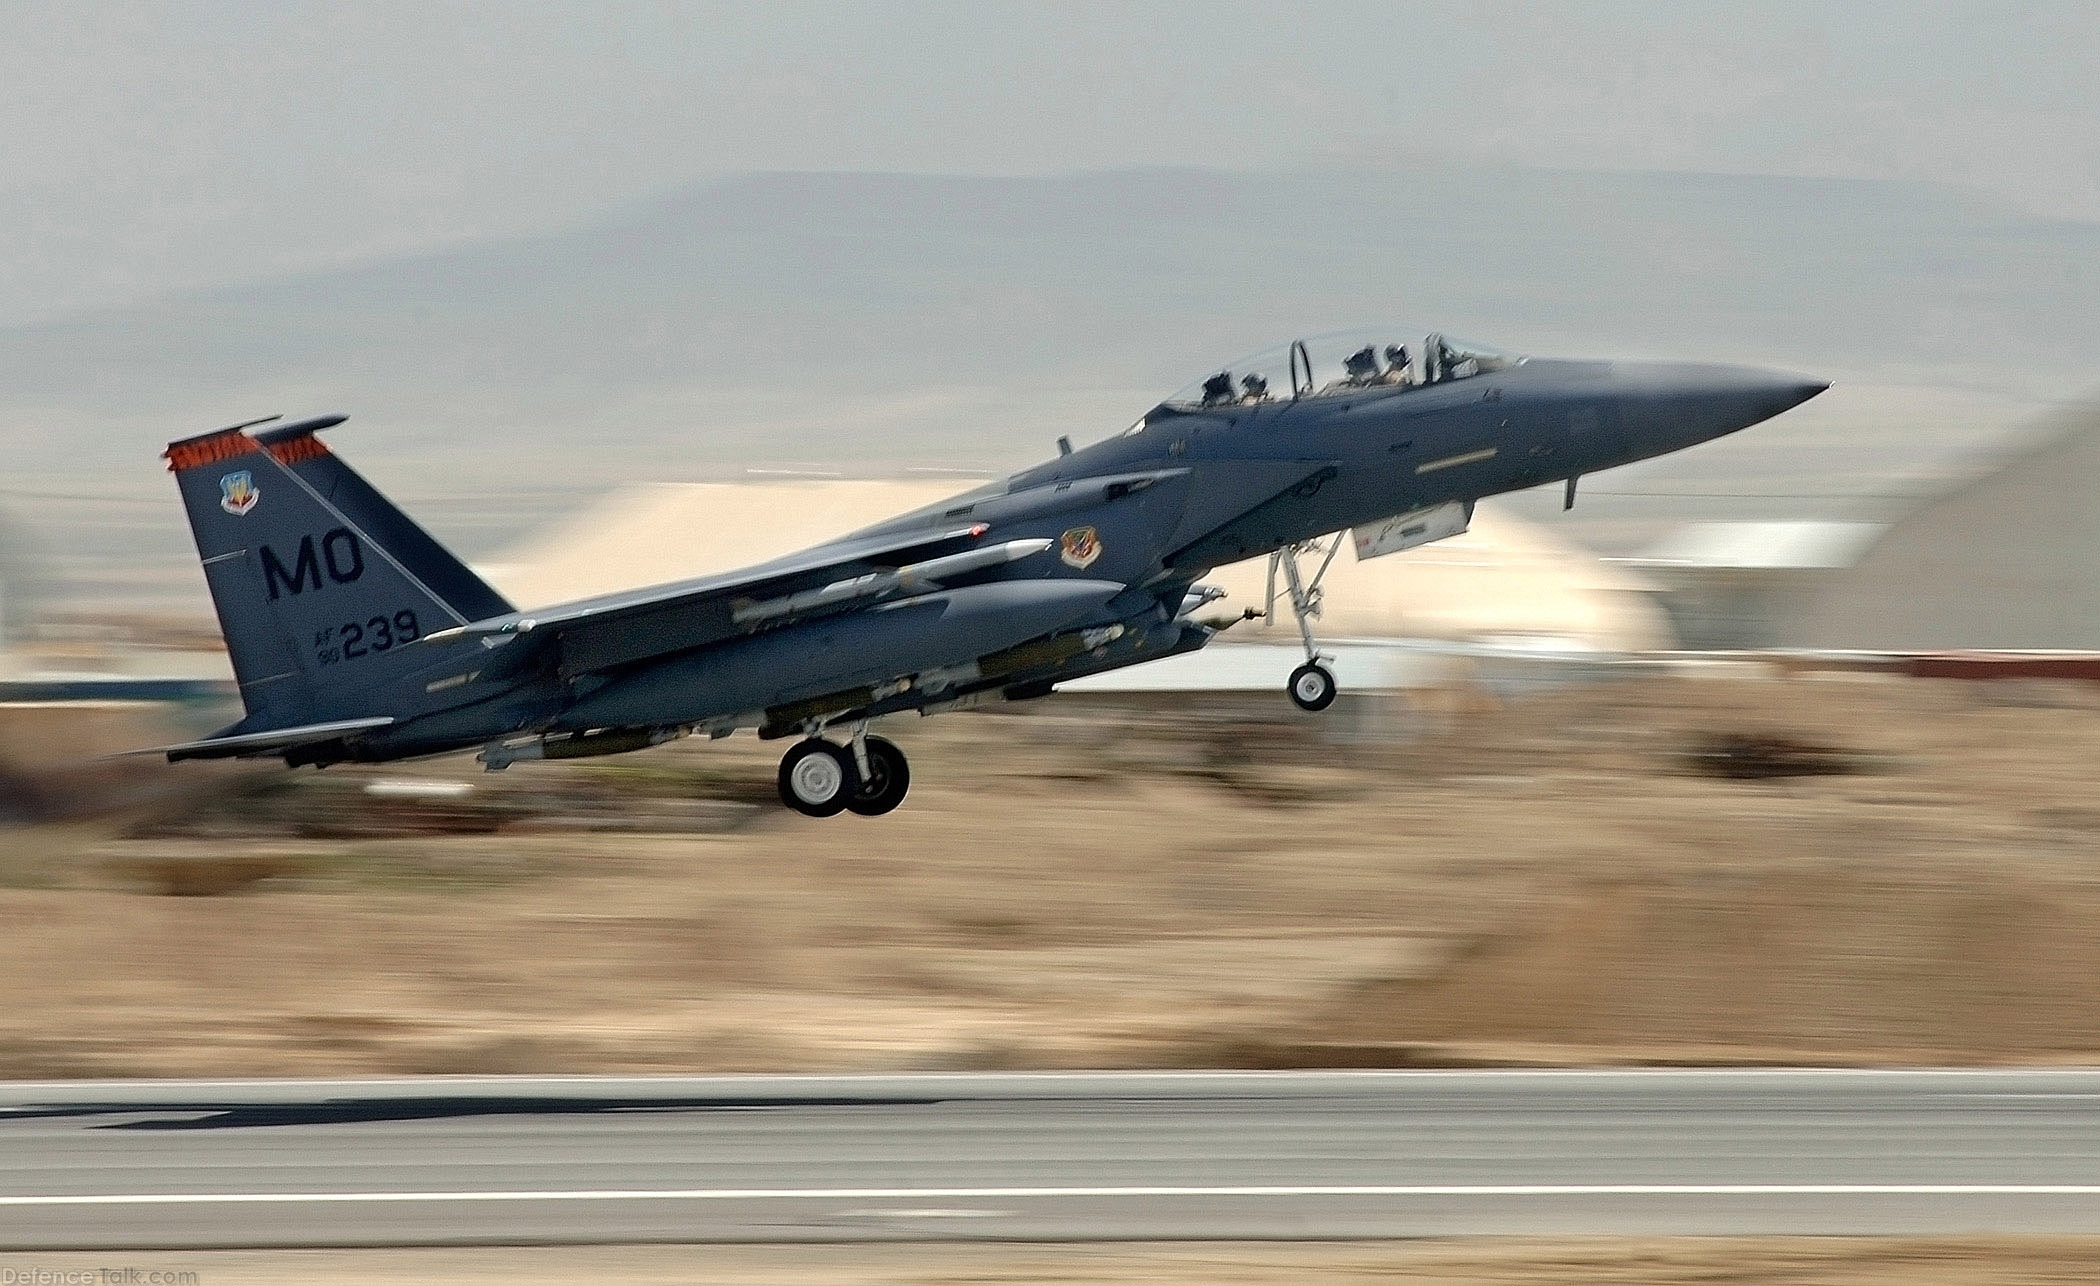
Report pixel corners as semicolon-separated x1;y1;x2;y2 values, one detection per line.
833;1208;1016;1218
4;1184;2099;1206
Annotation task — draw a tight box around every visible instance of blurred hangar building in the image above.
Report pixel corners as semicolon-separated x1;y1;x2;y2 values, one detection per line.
483;481;1675;680
1788;404;2100;650
1635;402;2100;651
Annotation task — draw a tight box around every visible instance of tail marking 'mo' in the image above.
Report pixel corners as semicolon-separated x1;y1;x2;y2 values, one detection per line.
260;528;364;600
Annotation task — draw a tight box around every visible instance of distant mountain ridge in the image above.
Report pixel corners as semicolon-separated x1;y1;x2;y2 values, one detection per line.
5;163;2091;426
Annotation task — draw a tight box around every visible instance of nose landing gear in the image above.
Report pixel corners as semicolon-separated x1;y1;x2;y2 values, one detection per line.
1269;536;1343;713
776;724;912;817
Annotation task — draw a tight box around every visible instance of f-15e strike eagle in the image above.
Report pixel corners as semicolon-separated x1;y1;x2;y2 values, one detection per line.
156;329;1824;816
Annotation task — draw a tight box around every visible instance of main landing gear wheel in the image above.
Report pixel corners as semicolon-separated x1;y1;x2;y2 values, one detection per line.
1288;662;1338;712
778;739;857;817
844;735;911;817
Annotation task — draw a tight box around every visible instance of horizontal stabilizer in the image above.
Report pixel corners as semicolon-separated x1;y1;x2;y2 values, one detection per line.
140;716;396;762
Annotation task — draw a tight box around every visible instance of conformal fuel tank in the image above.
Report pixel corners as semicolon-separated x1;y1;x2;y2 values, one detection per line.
554;577;1126;731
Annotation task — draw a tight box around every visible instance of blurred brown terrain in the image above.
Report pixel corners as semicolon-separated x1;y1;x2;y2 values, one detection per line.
2;668;2099;1078
53;1238;2100;1285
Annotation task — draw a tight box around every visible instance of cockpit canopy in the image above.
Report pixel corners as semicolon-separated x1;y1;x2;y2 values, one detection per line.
1149;328;1523;420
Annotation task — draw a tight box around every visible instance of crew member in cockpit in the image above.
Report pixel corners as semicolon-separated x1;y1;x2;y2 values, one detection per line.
1239;373;1270;403
1200;371;1235;407
1378;344;1413;387
1342;345;1380;386
1432;336;1472;381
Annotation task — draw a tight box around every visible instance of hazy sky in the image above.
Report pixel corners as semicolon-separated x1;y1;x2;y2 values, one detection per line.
4;1;2097;325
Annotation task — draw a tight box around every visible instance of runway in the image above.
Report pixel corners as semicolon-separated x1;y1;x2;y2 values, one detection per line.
3;1069;2099;1248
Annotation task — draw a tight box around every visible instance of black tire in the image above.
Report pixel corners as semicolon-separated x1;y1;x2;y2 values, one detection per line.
777;739;856;817
1287;662;1337;712
844;735;911;817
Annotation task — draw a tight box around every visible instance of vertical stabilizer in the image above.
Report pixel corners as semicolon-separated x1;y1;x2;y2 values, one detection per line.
164;424;484;730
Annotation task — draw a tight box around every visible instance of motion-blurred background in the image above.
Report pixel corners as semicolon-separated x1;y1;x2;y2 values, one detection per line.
3;1;2100;1078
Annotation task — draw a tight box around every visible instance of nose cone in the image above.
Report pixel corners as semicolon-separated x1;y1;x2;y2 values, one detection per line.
1615;361;1828;452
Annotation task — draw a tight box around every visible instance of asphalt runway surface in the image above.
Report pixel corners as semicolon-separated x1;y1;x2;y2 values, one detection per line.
3;1069;2099;1248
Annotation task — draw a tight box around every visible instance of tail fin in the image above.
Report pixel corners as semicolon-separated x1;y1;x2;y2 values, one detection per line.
165;417;510;732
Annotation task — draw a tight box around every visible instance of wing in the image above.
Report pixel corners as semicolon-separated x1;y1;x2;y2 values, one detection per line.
428;524;1053;676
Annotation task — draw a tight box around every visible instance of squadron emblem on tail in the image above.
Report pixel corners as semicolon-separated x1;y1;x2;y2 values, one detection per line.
218;470;259;516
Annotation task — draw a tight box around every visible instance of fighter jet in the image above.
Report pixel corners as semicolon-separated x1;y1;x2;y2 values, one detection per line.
154;328;1824;816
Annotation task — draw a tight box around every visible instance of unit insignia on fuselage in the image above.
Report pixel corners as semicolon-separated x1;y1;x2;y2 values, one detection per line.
1059;525;1102;570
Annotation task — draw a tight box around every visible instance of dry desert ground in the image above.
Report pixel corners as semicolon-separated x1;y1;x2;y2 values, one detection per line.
2;667;2099;1076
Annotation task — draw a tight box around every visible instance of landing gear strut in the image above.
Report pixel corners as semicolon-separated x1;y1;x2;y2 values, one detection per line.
1268;536;1341;712
776;725;912;817
845;733;910;816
